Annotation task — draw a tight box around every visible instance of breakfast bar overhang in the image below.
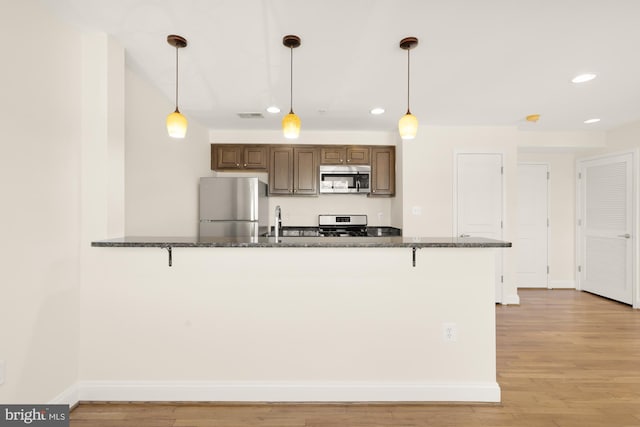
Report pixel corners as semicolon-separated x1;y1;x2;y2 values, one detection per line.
86;236;511;403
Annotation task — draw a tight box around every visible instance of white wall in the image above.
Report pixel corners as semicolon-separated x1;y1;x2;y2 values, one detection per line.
601;119;640;151
0;0;82;403
517;151;576;288
125;68;211;236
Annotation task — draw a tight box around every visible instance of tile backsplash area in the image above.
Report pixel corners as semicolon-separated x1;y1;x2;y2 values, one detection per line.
268;194;393;227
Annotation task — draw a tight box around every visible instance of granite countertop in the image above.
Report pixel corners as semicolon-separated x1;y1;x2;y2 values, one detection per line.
92;236;511;248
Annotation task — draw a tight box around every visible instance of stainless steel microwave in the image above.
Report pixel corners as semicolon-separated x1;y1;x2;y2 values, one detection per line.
319;165;371;194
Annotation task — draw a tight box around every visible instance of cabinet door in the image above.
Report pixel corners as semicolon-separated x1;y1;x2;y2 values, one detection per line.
371;147;395;196
320;147;346;164
212;145;242;170
269;147;294;195
243;146;268;170
346;146;370;165
293;147;319;195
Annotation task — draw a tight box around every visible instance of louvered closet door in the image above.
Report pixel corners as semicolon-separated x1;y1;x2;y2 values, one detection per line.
579;153;633;304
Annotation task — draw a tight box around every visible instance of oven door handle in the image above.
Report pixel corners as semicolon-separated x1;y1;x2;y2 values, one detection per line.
356;180;360;192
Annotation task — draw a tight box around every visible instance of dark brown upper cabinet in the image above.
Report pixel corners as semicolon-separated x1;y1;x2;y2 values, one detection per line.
269;146;319;196
370;146;395;197
211;144;268;171
320;146;370;165
210;143;393;197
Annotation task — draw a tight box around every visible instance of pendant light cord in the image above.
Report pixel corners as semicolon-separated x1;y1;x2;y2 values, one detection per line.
406;48;411;115
175;46;180;112
289;46;294;114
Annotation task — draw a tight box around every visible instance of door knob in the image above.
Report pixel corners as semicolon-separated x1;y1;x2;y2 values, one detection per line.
618;233;631;239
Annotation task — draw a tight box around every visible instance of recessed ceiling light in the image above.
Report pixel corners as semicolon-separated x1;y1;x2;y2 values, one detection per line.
572;73;597;83
584;118;600;124
266;106;280;114
370;108;385;115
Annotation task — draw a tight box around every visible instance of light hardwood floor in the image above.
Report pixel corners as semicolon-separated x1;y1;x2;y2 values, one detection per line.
70;289;640;426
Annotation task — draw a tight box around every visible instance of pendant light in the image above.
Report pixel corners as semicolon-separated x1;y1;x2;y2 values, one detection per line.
398;37;419;140
282;35;301;139
166;34;188;139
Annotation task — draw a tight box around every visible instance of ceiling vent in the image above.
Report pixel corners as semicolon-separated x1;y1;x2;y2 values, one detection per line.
237;112;264;119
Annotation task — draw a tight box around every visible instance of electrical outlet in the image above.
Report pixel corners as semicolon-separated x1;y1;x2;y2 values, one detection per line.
0;360;5;385
412;206;422;215
442;323;457;342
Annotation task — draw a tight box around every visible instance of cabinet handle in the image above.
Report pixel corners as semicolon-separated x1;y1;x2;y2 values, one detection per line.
236;163;240;167
243;163;247;167
347;159;351;162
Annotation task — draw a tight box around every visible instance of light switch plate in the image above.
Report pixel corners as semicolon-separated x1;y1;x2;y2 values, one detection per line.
0;360;5;385
412;206;422;215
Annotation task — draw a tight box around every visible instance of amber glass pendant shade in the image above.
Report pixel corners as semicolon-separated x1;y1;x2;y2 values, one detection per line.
399;112;418;140
282;112;301;139
167;109;188;139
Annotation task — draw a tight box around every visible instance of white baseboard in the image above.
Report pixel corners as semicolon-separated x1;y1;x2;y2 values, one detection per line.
49;383;79;407
75;381;501;403
549;280;576;289
501;293;520;305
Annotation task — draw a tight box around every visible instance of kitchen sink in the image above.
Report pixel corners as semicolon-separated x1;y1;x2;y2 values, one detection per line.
262;227;320;237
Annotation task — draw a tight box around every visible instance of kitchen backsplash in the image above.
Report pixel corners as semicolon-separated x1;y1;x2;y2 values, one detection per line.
211;171;395;227
267;195;392;227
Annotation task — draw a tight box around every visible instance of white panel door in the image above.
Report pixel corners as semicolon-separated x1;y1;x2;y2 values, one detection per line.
578;153;633;305
456;153;503;302
516;164;549;288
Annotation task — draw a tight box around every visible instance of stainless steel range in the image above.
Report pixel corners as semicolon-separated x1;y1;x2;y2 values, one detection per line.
318;214;368;237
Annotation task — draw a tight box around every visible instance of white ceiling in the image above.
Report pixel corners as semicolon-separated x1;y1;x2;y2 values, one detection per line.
41;0;640;133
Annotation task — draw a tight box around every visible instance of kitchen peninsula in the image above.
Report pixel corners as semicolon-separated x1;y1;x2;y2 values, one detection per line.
89;235;510;403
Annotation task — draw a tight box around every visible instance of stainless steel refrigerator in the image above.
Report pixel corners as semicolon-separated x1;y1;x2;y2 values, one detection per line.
199;177;268;238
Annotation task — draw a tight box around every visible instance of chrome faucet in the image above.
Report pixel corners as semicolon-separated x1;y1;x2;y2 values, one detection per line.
274;205;282;240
